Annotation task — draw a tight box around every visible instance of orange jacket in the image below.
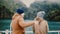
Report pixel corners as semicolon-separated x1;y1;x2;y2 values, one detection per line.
11;13;34;34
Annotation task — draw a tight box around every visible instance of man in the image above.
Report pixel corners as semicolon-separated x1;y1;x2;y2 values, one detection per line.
33;11;49;34
11;8;37;34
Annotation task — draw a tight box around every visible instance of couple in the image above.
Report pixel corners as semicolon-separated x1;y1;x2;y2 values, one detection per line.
11;8;49;34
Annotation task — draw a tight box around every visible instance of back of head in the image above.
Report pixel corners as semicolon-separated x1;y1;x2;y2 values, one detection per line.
37;11;46;18
12;8;24;19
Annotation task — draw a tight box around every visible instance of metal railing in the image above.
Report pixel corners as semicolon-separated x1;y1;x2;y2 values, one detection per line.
0;30;60;34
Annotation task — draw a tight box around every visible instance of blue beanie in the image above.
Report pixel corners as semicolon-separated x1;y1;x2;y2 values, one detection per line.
16;9;24;14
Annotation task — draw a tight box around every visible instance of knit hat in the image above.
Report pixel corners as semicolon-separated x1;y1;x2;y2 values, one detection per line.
16;9;24;14
37;11;45;18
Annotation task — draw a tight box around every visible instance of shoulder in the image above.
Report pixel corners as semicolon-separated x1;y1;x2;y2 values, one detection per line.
44;20;48;25
18;16;24;21
44;20;48;23
42;20;47;22
43;20;48;24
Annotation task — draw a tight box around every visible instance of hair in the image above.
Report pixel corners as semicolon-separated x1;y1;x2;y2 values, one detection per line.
35;11;46;24
37;11;46;18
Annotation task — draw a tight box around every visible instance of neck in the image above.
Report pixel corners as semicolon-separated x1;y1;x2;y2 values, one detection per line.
39;17;44;22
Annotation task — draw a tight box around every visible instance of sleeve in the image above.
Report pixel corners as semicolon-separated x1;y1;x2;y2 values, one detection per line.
18;17;34;28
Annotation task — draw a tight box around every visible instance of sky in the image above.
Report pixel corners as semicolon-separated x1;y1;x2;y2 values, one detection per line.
20;0;46;7
20;0;35;7
19;0;60;7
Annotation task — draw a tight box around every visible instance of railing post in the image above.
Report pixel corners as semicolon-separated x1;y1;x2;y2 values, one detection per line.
5;30;9;34
0;32;2;34
58;32;60;34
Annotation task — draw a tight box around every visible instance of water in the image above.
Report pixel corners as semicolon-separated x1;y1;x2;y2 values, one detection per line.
0;19;60;34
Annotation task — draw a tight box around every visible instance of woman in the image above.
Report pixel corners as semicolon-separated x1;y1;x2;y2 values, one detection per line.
11;8;36;34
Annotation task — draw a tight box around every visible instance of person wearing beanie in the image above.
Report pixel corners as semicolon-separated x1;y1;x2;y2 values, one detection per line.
11;8;37;34
33;11;49;34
